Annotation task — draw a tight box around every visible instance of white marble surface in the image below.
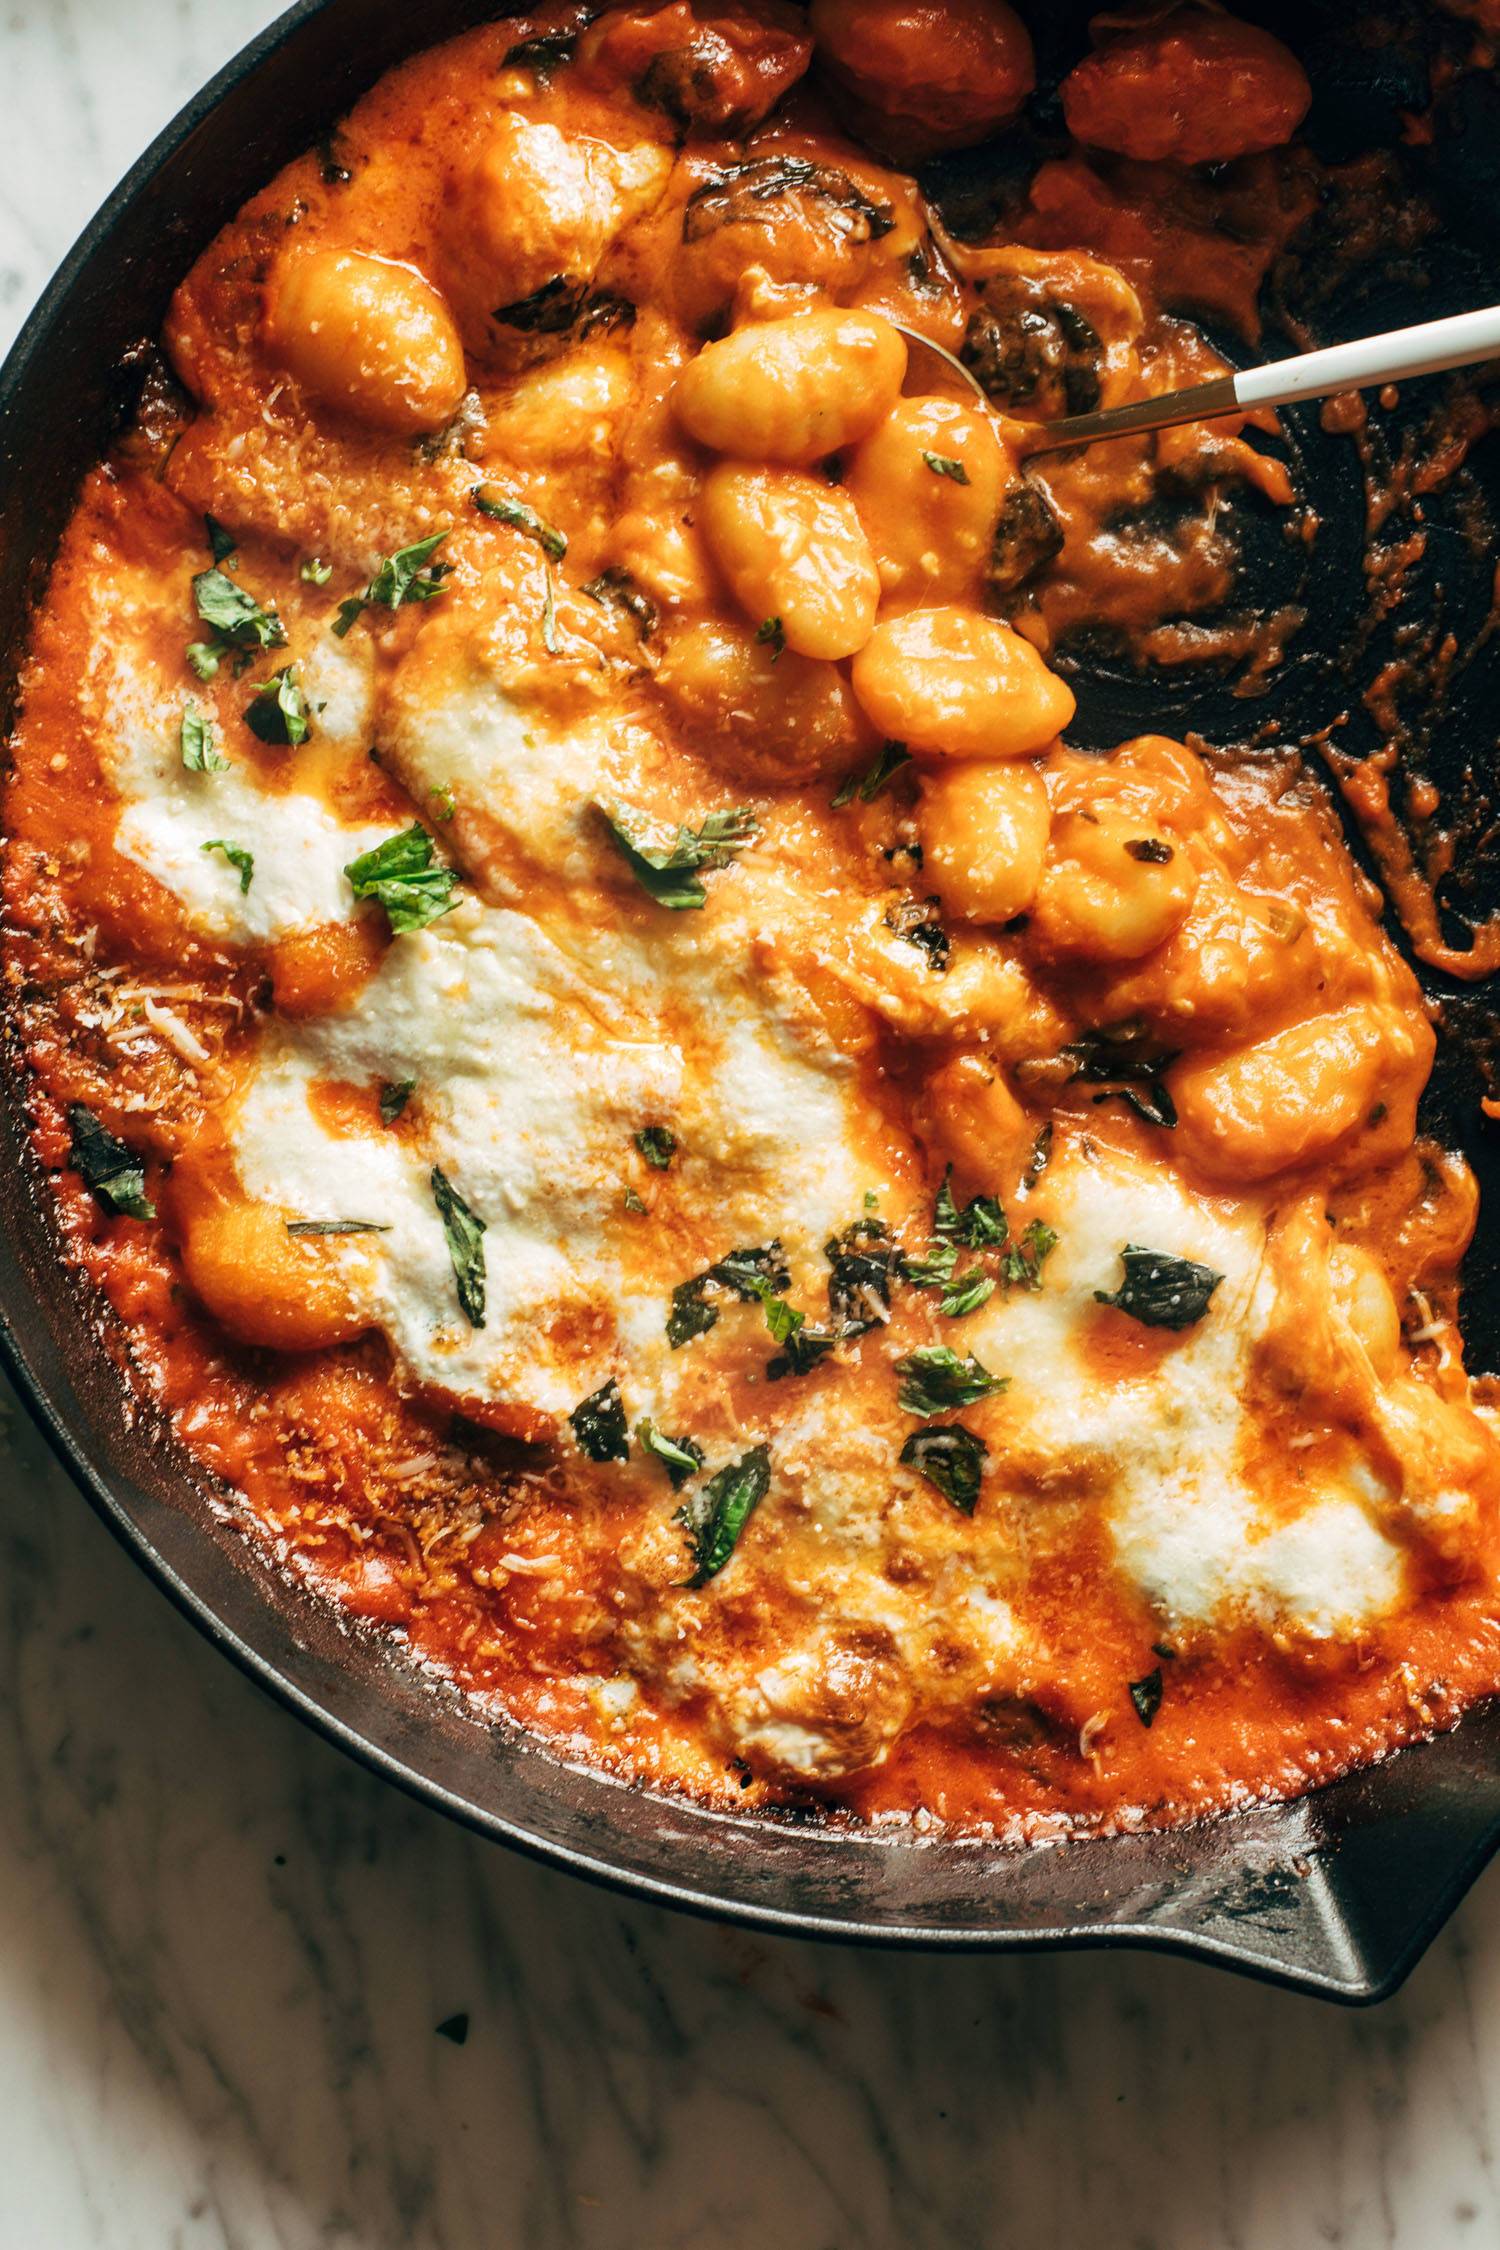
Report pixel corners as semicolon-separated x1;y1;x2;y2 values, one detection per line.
3;7;1500;2245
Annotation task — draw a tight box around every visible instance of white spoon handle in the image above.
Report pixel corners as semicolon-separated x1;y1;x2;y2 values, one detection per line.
1024;303;1500;455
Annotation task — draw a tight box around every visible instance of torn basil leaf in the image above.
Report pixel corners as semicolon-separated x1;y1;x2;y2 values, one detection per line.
766;1323;837;1381
667;1242;790;1348
205;515;236;564
883;895;950;972
1001;1219;1057;1293
470;485;567;560
190;567;286;675
825;1217;900;1333
602;801;759;910
430;1166;486;1327
502;29;576;78
179;702;229;773
67;1104;154;1220
300;556;333;585
569;1378;629;1463
832;739;910;809
940;1269;995;1319
623;1186;648;1215
344;824;458;935
902;1238;959;1290
379;1079;415;1125
755;615;785;661
635;1125;676;1170
922;451;969;483
895;1344;1007;1417
201;839;254;892
677;1443;771;1587
580;566;658;640
333;532;451;636
1095;1245;1223;1331
244;664;310;746
1129;1667;1164;1727
900;1423;988;1514
933;1169;1007;1248
636;1419;704;1489
284;1219;391;1237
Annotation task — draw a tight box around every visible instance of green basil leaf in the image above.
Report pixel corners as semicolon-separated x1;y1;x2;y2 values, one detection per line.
430;1166;486;1327
205;515;237;564
940;1269;995;1319
192;567;286;653
569;1378;629;1463
1129;1667;1164;1727
67;1104;154;1220
580;566;658;640
677;1443;771;1586
180;701;229;773
300;556;333;585
1095;1245;1223;1331
832;740;910;809
344;824;459;935
602;801;759;910
755;615;785;660
332;532;451;637
635;1125;677;1170
921;451;969;483
471;484;567;560
201;839;254;892
635;1418;704;1489
894;1344;1007;1417
379;1079;415;1125
284;1219;391;1236
934;1168;1006;1247
899;1422;988;1513
244;664;310;746
1001;1218;1057;1293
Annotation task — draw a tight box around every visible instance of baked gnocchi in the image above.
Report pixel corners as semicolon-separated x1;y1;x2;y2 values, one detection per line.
7;0;1499;1846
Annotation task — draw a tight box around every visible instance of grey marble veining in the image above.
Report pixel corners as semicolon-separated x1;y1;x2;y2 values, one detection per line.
3;6;1500;2244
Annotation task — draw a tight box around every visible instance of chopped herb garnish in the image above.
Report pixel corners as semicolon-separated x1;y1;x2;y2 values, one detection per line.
540;560;560;654
895;1344;1007;1417
940;1269;996;1319
430;784;456;822
201;839;254;892
676;1444;771;1586
902;1238;959;1290
1129;1668;1164;1727
502;29;576;79
1095;1245;1223;1331
431;1166;486;1327
179;701;229;773
284;1218;391;1236
934;1169;1007;1248
333;532;451;636
1001;1219;1057;1293
636;1418;705;1489
569;1378;629;1463
922;451;970;483
883;895;949;973
832;740;911;809
300;556;333;585
580;566;658;640
379;1078;415;1125
244;664;310;746
766;1323;838;1381
825;1217;900;1334
601;801;759;910
1060;1027;1179;1131
189;567;286;677
205;515;236;564
623;1186;648;1214
470;485;567;560
1125;836;1173;863
635;1125;677;1171
344;824;458;935
755;615;785;661
667;1242;790;1348
900;1423;988;1513
67;1104;154;1220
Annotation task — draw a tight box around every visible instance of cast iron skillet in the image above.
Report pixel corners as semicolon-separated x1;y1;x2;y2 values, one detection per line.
3;0;1500;2003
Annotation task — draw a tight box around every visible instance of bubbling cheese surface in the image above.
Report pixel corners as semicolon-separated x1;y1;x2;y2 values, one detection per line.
7;1;1500;1835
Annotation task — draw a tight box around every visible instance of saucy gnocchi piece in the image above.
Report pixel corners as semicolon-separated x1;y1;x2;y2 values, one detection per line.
8;0;1500;1840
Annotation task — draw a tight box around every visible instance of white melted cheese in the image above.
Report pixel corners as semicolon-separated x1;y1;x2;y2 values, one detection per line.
970;1143;1409;1641
228;892;871;1417
96;599;391;942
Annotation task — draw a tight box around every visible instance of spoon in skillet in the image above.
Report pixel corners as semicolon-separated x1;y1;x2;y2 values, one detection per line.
896;302;1500;451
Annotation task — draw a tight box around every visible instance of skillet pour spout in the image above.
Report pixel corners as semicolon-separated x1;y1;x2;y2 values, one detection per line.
3;0;1500;2000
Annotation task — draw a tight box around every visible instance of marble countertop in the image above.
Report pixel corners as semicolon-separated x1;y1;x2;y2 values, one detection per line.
2;7;1499;2244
